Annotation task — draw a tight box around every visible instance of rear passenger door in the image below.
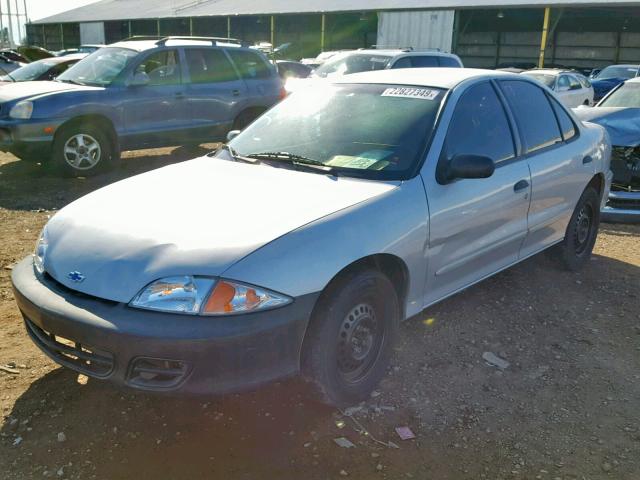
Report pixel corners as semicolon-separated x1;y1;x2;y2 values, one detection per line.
424;81;532;305
498;80;588;257
183;47;247;141
226;49;281;110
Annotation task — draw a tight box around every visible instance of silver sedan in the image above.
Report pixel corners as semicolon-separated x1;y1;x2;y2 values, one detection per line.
12;68;612;405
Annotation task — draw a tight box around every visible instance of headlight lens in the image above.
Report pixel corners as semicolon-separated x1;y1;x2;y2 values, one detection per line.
10;101;33;120
130;277;291;316
33;227;48;274
130;276;215;314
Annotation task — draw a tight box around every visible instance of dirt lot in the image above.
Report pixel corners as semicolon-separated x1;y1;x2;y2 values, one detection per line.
1;150;639;480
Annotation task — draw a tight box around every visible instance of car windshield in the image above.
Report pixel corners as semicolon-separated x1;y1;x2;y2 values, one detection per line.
522;73;556;88
0;60;54;81
313;54;392;78
226;83;445;180
599;82;640;108
57;47;138;86
595;66;638;80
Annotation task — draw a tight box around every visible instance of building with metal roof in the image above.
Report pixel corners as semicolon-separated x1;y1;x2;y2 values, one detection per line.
26;0;640;70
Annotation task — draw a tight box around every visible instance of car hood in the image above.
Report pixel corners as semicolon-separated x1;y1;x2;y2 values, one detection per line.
590;78;624;91
43;156;398;303
0;80;95;103
573;106;640;147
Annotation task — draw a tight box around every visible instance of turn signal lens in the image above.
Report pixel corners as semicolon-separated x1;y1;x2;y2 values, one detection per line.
202;280;291;315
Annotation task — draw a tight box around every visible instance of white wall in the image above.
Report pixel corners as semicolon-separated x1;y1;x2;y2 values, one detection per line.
377;10;455;52
80;22;105;44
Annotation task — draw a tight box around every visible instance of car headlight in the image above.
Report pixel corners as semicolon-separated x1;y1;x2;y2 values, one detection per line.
130;277;292;315
33;227;48;274
9;101;33;120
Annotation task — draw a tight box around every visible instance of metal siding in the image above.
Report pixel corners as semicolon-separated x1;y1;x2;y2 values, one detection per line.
32;0;640;25
377;10;454;52
80;22;106;44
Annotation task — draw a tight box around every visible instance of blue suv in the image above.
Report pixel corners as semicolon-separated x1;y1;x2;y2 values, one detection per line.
0;37;283;175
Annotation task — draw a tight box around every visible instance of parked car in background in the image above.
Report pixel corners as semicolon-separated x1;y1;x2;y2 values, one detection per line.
521;69;594;107
0;49;30;64
77;44;105;54
590;64;639;102
0;54;86;85
300;50;354;69
12;68;610;405
0;52;26;75
0;36;283;176
287;49;463;93
55;48;80;56
276;60;312;79
574;78;640;222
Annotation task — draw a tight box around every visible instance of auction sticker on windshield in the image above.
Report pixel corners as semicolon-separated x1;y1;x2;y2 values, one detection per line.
382;87;440;100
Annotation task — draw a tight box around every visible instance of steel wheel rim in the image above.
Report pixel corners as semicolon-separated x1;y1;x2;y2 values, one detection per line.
574;203;593;255
337;303;384;383
63;134;102;170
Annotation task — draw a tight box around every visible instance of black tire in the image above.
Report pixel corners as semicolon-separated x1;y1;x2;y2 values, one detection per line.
552;187;600;271
302;269;399;406
52;123;118;176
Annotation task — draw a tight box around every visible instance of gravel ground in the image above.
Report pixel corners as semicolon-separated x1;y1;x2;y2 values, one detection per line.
1;150;639;480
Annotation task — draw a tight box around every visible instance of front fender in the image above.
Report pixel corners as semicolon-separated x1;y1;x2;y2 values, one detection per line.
222;176;430;319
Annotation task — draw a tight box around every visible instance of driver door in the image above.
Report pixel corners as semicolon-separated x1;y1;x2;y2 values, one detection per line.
120;48;191;149
423;81;531;305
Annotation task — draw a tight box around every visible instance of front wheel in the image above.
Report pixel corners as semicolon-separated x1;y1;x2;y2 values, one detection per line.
553;187;600;271
302;269;399;406
52;124;118;176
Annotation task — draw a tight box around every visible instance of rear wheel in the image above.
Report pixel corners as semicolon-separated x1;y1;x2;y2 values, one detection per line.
52;123;118;176
552;187;600;271
302;269;399;406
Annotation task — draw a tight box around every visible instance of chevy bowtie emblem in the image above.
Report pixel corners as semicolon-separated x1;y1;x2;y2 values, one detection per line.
67;271;86;283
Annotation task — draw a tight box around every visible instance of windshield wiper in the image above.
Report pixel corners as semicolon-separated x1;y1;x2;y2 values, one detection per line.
244;151;339;175
212;144;259;165
56;78;86;86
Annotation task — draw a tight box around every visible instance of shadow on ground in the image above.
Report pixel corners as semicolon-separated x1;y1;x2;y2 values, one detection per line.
0;144;216;211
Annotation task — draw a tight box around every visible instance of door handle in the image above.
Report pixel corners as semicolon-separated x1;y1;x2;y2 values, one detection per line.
514;179;529;192
582;155;593;165
232;89;241;97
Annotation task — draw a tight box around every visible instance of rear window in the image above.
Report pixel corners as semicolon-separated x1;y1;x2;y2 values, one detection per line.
500;80;562;154
410;56;439;67
226;49;272;79
313;53;392;78
438;56;460;67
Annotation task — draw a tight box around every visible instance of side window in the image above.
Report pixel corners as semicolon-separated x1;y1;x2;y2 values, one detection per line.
438;56;461;67
568;75;582;90
500;80;562;154
442;82;515;163
557;75;570;90
135;49;181;86
391;57;412;69
548;94;576;141
185;48;237;84
410;56;438;67
578;75;591;88
227;50;271;79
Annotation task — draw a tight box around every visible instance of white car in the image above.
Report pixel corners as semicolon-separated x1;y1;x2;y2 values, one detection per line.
522;69;594;107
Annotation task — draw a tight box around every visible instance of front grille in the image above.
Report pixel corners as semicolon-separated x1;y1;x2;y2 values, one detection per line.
25;319;114;378
44;272;117;306
127;357;189;390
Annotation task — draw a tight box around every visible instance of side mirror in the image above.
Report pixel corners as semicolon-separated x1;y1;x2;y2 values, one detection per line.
445;154;495;182
227;130;241;142
129;72;149;87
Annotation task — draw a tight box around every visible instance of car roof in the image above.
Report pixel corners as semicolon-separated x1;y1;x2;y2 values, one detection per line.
625;77;640;84
335;67;517;89
603;64;639;68
109;38;246;52
524;69;571;75
342;49;456;58
34;53;87;64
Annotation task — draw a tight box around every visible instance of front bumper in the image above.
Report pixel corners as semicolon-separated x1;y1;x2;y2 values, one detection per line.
0;118;63;158
602;190;640;223
11;257;319;395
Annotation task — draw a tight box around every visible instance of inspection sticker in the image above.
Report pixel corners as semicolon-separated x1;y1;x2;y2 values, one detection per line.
382;87;439;100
